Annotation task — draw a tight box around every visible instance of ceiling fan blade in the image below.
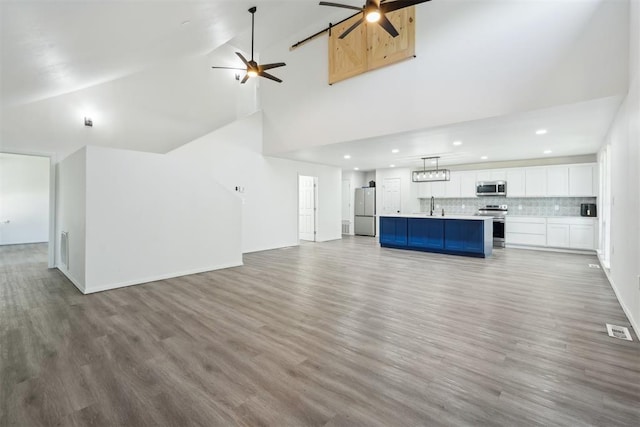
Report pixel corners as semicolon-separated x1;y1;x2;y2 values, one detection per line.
378;13;399;37
260;62;286;71
241;74;250;84
211;66;246;71
381;0;432;14
319;2;362;11
235;52;250;67
259;71;283;83
339;16;365;39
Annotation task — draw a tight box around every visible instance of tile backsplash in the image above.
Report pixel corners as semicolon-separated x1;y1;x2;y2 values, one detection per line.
418;197;597;217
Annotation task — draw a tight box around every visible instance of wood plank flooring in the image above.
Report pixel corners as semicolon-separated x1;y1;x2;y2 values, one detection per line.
1;238;639;426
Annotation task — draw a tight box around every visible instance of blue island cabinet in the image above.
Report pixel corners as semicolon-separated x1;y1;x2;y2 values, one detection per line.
407;218;444;249
444;220;485;254
379;216;492;258
379;217;408;247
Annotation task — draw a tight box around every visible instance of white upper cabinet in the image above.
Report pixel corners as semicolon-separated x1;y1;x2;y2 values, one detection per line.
506;169;525;197
476;170;491;181
546;166;569;196
525;167;547;197
431;181;446;198
445;172;462;198
413;163;596;200
569;164;596;196
417;182;431;198
491;169;507;181
460;171;477;198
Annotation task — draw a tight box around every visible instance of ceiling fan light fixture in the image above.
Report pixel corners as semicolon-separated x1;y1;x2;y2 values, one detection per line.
211;6;285;84
366;10;381;22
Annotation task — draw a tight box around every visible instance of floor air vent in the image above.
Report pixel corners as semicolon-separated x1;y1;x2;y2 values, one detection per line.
606;324;632;341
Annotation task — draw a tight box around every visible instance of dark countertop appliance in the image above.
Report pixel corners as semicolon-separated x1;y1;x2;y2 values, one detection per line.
476;181;507;196
475;204;508;248
581;203;597;217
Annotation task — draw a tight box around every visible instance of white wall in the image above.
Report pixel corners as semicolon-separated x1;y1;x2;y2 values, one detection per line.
170;112;342;253
0;153;50;245
261;0;628;155
55;148;87;290
600;0;639;333
80;145;242;293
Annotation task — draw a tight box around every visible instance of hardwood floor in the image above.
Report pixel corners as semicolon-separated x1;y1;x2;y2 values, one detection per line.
1;239;639;426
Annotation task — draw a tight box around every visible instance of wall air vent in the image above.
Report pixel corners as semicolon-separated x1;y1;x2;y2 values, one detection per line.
61;231;69;269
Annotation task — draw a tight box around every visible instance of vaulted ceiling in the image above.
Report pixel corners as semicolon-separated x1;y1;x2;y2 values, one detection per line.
0;0;631;165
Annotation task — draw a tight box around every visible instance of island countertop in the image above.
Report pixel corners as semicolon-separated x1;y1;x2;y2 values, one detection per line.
381;213;492;221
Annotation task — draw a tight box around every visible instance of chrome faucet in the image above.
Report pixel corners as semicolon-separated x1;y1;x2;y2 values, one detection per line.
430;196;435;216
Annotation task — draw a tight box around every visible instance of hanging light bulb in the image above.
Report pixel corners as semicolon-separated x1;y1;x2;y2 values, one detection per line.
365;0;381;22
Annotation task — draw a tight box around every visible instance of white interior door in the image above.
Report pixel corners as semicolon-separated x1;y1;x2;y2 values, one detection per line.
382;177;401;214
299;175;316;241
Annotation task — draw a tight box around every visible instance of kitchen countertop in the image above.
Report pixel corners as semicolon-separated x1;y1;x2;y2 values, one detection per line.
381;214;492;221
506;215;597;220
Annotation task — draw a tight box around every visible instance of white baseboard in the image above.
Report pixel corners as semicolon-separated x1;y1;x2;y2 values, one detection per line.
81;261;243;295
56;265;86;293
597;253;640;339
505;244;596;255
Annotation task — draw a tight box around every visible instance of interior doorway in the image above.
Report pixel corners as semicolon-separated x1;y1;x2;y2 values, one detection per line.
0;152;54;267
299;175;317;242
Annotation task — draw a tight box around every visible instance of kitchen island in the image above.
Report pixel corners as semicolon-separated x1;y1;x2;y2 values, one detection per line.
380;214;493;258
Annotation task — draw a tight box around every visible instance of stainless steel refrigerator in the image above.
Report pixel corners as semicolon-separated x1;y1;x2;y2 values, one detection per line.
354;187;376;236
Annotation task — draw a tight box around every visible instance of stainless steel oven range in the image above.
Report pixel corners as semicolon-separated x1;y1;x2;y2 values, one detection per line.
475;205;508;248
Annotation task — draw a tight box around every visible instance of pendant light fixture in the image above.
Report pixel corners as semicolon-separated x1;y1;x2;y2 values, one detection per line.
412;156;450;182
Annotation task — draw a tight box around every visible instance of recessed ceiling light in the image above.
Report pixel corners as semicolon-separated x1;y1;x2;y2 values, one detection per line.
389;164;395;168
480;156;488;160
344;155;351;159
536;129;548;135
354;167;359;170
391;149;399;153
453;141;462;146
543;150;552;154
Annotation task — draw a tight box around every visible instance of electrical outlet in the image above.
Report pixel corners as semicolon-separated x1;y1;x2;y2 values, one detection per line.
554;205;559;211
518;205;522;210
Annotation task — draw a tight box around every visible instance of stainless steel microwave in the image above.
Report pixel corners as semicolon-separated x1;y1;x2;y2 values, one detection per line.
476;181;507;196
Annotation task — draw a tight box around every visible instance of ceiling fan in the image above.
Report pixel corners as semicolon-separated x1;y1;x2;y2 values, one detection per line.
320;0;432;39
211;6;286;84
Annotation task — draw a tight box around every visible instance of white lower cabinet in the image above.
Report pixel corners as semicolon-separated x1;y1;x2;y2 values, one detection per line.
547;217;595;250
507;217;596;250
506;217;547;246
569;224;595;249
546;223;570;247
